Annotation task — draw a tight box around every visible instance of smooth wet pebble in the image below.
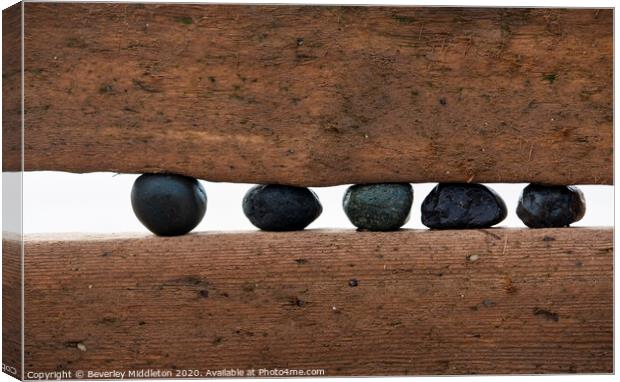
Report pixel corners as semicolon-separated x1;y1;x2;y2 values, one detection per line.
242;185;322;231
421;183;507;229
343;183;413;231
131;174;207;236
516;184;585;228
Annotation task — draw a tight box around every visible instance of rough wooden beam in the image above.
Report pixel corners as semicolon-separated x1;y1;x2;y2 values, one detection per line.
6;4;613;185
2;238;22;379
22;228;612;376
2;1;21;172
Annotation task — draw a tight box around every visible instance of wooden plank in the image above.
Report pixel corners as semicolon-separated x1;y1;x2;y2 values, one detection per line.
2;1;21;172
9;4;612;185
23;228;612;376
2;238;22;379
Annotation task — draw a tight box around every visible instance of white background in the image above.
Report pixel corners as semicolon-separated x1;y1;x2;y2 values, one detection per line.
0;1;617;382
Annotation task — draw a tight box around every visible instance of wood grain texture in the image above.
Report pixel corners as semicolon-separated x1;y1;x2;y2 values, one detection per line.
2;1;21;172
23;228;612;376
11;4;613;185
2;238;22;380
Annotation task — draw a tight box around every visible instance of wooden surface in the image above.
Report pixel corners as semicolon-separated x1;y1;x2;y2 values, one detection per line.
23;228;612;376
2;238;22;379
2;2;21;172
9;4;613;185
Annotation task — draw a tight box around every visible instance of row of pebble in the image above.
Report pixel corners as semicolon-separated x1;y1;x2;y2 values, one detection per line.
130;174;586;236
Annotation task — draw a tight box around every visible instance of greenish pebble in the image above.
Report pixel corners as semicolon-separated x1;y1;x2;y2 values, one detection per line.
343;183;413;231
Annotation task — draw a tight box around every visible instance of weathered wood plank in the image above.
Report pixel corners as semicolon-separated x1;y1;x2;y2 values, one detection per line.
23;228;612;376
10;4;613;185
2;238;22;380
2;1;21;172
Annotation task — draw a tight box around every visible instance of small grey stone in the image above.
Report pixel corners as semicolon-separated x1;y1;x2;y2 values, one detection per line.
421;183;507;229
516;184;585;228
343;183;413;231
242;185;322;231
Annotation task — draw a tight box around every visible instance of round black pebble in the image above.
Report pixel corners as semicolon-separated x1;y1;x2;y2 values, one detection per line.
131;174;207;236
343;183;413;231
242;185;322;231
516;184;585;228
421;183;507;229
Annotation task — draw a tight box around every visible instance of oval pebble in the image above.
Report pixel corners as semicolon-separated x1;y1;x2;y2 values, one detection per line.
343;183;413;231
516;184;585;228
421;183;507;229
131;174;207;236
242;185;322;231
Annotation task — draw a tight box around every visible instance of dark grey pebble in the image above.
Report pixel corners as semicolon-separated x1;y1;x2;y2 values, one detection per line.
131;174;207;236
421;183;507;229
343;183;413;231
242;185;322;231
516;184;585;228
